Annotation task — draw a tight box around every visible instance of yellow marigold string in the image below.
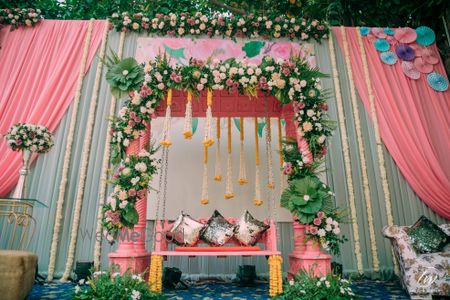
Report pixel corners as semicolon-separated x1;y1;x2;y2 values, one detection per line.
253;117;263;206
201;145;210;205
160;89;173;147
202;89;214;147
278;117;286;200
224;117;234;199
213;117;222;181
268;255;283;296
183;90;193;139
148;255;163;293
266;117;275;189
238;117;248;185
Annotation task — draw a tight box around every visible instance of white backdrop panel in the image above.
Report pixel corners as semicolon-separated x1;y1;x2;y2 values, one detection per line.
147;117;293;221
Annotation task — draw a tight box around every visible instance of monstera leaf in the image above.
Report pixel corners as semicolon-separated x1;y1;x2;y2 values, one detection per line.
105;57;144;99
281;176;333;224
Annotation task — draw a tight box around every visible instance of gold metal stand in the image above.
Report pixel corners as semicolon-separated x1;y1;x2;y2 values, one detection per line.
0;198;45;251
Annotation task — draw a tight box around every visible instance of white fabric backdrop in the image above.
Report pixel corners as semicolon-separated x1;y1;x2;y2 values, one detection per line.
147;117;295;222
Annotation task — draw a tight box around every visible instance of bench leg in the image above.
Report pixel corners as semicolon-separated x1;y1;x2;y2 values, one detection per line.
148;255;163;293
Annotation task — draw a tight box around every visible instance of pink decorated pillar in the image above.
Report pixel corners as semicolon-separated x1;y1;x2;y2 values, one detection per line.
109;124;151;274
282;104;331;279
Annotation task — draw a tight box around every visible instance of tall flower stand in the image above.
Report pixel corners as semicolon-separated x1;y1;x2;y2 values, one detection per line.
288;221;331;279
109;130;151;275
12;150;32;199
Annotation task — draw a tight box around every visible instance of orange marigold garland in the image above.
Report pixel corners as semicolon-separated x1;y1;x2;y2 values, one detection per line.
238;117;248;185
224;117;234;199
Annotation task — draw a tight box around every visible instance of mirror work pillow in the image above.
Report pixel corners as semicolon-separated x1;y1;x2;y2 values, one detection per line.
407;216;450;253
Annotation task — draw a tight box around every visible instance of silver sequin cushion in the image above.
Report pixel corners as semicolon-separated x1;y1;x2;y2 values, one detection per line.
166;212;205;246
200;210;235;246
234;210;270;246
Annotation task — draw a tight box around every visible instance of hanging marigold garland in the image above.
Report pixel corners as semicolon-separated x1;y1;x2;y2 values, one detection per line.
268;255;283;296
265;117;275;189
224;117;234;199
328;30;364;274
238;117;248;185
213;117;222;181
356;27;397;273
160;89;173;147
277;118;286;195
202;89;214;147
341;26;380;272
183;90;193;139
47;19;94;282
253;117;263;206
60;20;109;282
200;144;210;205
148;255;163;292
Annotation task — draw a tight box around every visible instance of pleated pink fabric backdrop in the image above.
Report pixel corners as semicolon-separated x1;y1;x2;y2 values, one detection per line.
0;20;106;196
334;27;450;219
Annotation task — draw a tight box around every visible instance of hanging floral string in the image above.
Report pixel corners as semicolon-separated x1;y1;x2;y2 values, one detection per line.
47;19;94;282
200;144;210;205
202;89;214;147
253;117;263;206
183;90;193;139
60;20;109;282
214;117;222;181
93;29;125;271
268;255;283;296
160;89;173;147
224;117;234;199
265;117;275;189
238;117;248;185
148;255;163;292
341;26;379;272
277;117;286;195
356;27;397;272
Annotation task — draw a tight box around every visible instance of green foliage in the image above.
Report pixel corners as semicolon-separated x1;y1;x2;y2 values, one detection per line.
274;271;358;300
105;55;145;99
280;175;333;223
73;270;162;300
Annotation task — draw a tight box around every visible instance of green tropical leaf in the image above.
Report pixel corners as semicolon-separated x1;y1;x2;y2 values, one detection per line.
300;199;322;214
298;213;315;224
123;207;139;225
242;41;265;58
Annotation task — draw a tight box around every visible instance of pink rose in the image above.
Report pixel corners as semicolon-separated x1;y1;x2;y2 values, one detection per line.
317;211;326;219
226;78;234;87
128;189;137;197
313;218;321;226
309;226;318;235
137;189;147;198
283;162;293;175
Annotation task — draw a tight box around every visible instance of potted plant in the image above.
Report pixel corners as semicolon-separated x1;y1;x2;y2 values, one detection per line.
281;138;347;257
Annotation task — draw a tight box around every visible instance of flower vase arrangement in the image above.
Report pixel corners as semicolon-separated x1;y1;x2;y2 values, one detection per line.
274;271;358;300
281;138;347;256
73;270;162;300
5;123;54;198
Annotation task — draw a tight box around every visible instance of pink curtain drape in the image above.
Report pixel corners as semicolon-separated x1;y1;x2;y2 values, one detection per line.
334;27;450;219
0;20;106;196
